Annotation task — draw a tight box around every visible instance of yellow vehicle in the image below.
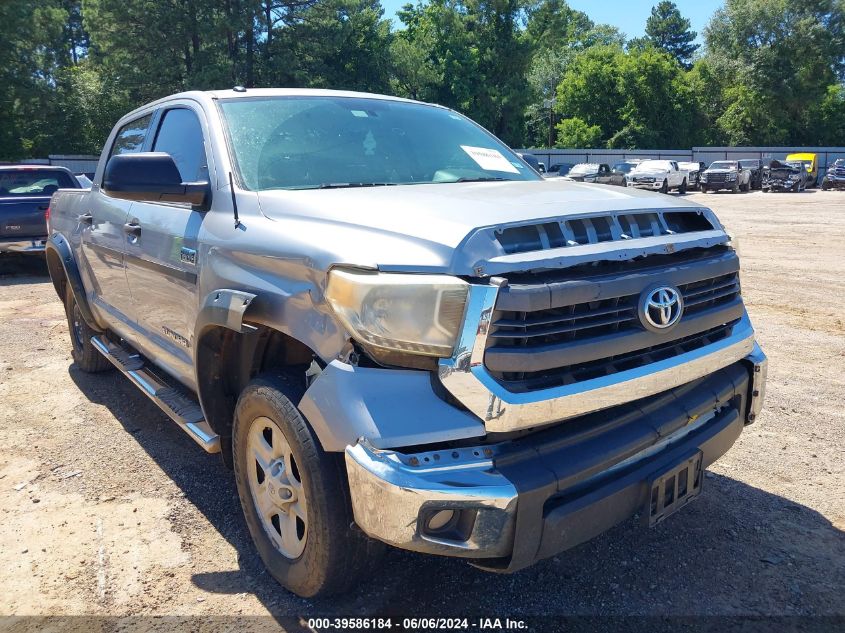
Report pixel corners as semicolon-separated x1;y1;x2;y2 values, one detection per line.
785;152;818;187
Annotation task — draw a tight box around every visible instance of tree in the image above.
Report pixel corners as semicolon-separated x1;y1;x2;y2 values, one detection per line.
554;117;601;147
704;0;845;145
643;1;698;68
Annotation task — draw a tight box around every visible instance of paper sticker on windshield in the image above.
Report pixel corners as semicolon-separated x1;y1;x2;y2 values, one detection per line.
461;146;520;174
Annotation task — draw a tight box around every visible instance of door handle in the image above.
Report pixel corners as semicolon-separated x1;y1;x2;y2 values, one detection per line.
78;212;93;224
123;221;141;236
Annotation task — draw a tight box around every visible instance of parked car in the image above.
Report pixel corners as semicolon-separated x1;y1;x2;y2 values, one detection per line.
545;162;573;178
45;88;767;598
821;158;845;190
699;161;751;193
627;159;689;194
0;165;80;254
679;161;707;190
518;153;545;175
563;162;610;183
785;152;818;187
737;159;764;190
599;160;643;187
763;159;808;192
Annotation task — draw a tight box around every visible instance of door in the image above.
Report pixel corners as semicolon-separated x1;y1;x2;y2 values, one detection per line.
80;113;153;324
595;164;612;185
123;106;210;378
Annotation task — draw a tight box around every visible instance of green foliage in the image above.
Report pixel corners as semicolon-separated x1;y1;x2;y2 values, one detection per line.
2;0;845;160
643;1;699;68
554;45;704;149
554;117;602;147
704;0;845;144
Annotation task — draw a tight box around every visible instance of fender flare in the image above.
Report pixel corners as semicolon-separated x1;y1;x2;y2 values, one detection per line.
193;289;257;356
45;233;104;332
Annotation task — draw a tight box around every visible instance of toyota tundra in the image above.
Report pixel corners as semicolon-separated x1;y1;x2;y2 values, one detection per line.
44;88;767;598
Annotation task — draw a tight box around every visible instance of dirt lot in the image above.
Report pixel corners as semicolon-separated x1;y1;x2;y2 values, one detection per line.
1;189;843;627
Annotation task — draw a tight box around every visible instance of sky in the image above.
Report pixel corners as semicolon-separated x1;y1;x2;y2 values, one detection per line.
380;0;725;43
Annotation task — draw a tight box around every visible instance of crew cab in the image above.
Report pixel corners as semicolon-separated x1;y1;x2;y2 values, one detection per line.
627;160;689;194
45;88;767;598
699;161;751;193
0;165;80;253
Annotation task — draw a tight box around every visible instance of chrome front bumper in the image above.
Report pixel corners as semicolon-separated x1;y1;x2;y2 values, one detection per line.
0;237;47;253
437;280;757;434
346;348;767;562
345;439;518;558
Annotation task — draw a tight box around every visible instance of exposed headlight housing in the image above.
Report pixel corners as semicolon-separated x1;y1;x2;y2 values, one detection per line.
326;269;469;359
727;173;737;180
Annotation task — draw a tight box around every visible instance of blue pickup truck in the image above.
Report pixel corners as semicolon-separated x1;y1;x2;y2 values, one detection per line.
0;165;80;254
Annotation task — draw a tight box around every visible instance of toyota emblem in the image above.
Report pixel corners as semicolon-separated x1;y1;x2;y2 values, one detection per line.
639;286;684;332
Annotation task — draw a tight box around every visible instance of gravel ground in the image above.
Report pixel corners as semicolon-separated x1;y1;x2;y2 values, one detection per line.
0;189;843;628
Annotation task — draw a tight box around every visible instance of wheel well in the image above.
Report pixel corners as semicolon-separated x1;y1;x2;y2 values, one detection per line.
45;247;68;302
195;324;316;466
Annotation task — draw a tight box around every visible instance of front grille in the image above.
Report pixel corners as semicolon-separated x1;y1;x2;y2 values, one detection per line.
485;252;743;393
493;210;714;255
490;272;739;346
706;173;727;183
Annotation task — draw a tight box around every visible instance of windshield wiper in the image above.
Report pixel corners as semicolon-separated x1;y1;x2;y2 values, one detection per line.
448;177;513;183
314;182;398;189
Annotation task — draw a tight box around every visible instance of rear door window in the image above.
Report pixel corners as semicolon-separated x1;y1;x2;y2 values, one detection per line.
152;108;208;182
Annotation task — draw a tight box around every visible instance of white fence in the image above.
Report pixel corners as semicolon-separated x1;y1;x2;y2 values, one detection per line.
15;154;99;175
518;146;845;174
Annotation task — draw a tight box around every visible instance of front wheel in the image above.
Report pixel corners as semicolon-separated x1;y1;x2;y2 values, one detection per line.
660;180;668;194
232;374;382;598
678;178;687;194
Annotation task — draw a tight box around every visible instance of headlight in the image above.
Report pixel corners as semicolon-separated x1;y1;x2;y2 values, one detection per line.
326;269;469;358
727;173;737;180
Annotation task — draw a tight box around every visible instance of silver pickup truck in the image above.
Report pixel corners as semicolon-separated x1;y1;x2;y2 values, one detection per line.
45;88;767;598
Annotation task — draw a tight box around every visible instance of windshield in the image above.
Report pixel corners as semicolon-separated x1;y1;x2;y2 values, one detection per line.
0;169;75;197
612;162;635;173
738;160;758;168
218;96;539;190
569;163;599;175
634;160;671;171
709;161;738;170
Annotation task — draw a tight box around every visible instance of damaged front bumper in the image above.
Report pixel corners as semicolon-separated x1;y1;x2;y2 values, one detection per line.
345;347;767;571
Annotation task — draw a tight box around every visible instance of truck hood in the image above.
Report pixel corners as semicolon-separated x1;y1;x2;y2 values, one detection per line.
256;179;723;276
629;169;670;177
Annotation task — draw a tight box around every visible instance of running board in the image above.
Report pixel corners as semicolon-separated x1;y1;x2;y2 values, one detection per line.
90;336;221;453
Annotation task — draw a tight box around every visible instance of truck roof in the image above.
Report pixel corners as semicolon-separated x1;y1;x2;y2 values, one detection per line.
119;88;432;123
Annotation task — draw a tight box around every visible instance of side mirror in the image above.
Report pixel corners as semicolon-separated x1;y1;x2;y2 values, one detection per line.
103;152;210;209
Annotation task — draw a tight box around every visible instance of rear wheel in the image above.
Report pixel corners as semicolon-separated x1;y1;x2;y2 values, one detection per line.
63;284;111;373
232;373;382;598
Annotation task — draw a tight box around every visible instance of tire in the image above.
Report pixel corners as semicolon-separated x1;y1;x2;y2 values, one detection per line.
731;183;739;193
660;180;668;194
64;284;111;373
232;373;383;598
678;178;687;194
